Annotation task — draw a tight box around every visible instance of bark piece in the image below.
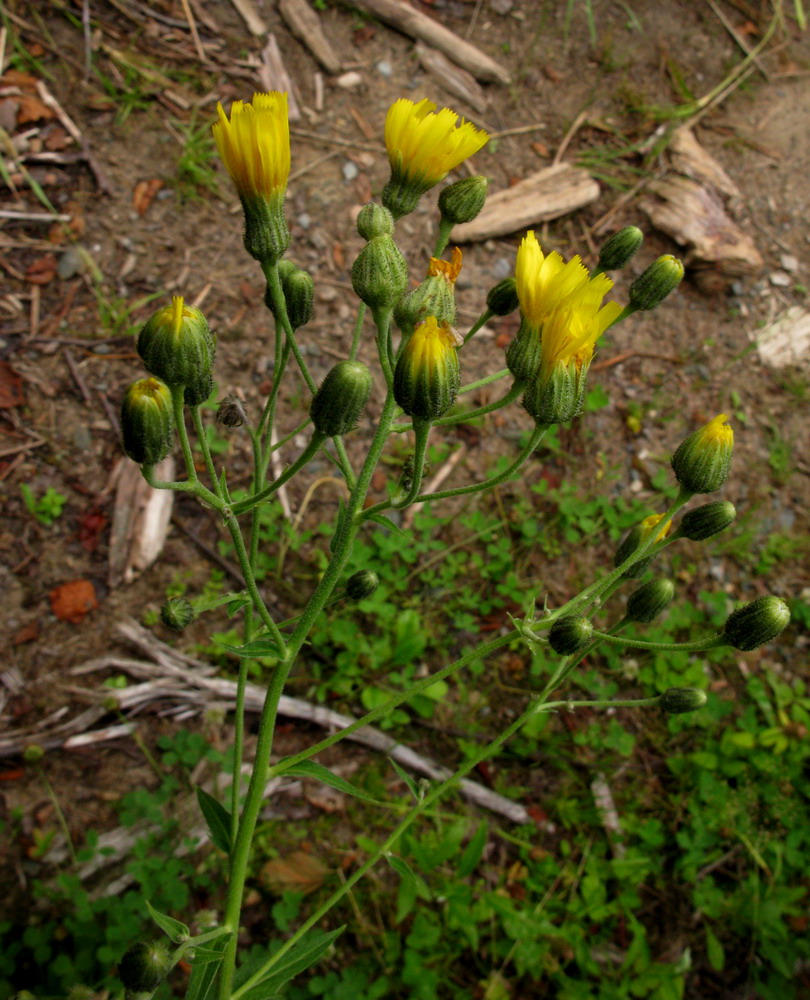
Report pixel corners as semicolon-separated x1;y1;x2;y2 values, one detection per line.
754;307;810;370
108;458;175;587
415;42;488;115
639;126;762;278
228;0;267;36
451;163;600;242
345;0;510;85
279;0;343;74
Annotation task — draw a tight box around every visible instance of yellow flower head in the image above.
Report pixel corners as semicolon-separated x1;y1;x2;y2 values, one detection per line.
385;98;488;187
538;293;623;377
695;413;734;449
213;92;290;200
427;246;463;285
516;230;614;326
640;514;673;544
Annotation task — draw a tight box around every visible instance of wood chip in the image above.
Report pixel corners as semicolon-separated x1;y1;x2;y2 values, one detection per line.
415;42;488;115
639;126;763;279
344;0;510;85
108;457;175;586
451;163;600;242
753;307;810;370
227;0;267;36
279;0;342;74
257;35;301;121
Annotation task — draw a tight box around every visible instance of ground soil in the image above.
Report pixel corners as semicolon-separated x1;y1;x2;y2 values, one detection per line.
1;1;808;997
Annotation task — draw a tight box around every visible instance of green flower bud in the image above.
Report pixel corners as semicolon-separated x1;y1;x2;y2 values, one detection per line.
724;596;791;651
671;414;734;494
394;317;460;421
356;203;395;240
628;254;684;311
486;276;519;316
241;194;290;267
351;234;409;312
548;615;594;655
597;226;644;271
23;744;45;763
626;578;675;623
118;941;170;995
160;597;196;632
395;248;461;334
438;175;488;225
137;297;216;402
613;515;672;579
659;687;707;714
121;377;175;465
264;265;315;330
522;357;585;426
310;361;374;436
505;319;542;382
678;500;736;541
346;569;379;601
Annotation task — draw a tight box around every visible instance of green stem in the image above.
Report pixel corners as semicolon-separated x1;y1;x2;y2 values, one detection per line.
223;515;287;654
191;406;223;499
460;367;511;395
590;629;726;652
233;433;327;516
141;463;224;511
331;436;356;490
393;419;431;508
433;217;454;258
361;424;547;522
463;309;493;346
431;381;524;428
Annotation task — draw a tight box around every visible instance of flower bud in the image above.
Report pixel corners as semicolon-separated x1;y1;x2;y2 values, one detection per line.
356;203;395;240
310;361;374;436
394;248;461;334
346;569;379;601
548;615;594;655
351;234;409;312
118;941;170;996
613;515;671;578
264;265;314;330
678;500;736;541
660;687;707;714
522;357;583;426
505;319;542;382
671;414;734;494
394;317;460;421
23;744;45;763
121;377;175;465
137;297;216;404
486;276;519;316
628;254;684;311
723;596;790;651
438;175;488;225
217;393;247;428
160;597;196;632
597;226;644;271
626;578;675;623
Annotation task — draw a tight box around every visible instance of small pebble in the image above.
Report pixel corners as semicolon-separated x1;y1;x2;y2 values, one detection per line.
73;426;93;451
780;254;799;272
336;71;362;89
297;212;311;229
769;271;791;287
376;60;392;78
492;256;512;279
342;161;359;181
58;246;85;280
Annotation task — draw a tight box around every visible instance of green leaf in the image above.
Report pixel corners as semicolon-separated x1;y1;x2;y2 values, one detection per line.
386;854;418;924
145;900;189;943
388;758;420;800
188;945;229;965
237;927;345;1000
196;786;231;855
705;927;724;972
369;513;410;539
186;937;227;1000
283;761;382;806
457;823;488;878
216;638;279;659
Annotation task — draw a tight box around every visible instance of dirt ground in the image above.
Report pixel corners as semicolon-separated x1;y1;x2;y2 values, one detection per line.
1;0;808;996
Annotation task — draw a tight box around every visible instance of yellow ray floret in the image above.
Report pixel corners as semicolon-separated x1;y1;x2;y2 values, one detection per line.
385;98;488;187
516;230;614;326
696;413;734;447
539;295;623;375
213;92;290;200
407;316;458;373
427;246;463;284
640;514;673;543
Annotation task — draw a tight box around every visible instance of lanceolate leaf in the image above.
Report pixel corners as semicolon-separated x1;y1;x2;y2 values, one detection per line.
196;786;232;855
145;900;189;943
186;937;228;1000
283;760;383;806
236;927;346;1000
